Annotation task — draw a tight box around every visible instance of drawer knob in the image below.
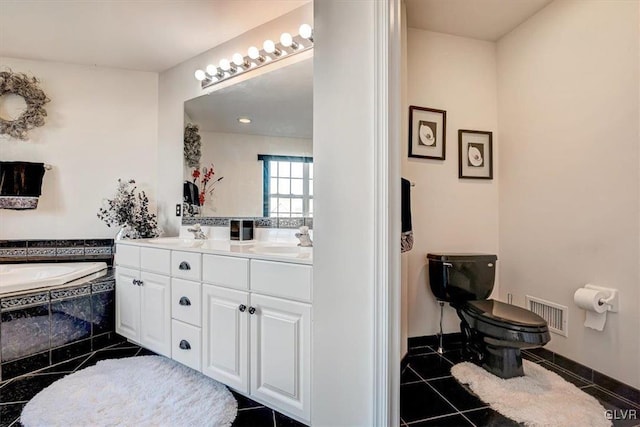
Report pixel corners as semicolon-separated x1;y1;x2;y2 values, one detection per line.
179;296;191;306
179;340;191;350
179;261;191;271
238;304;247;312
248;306;256;315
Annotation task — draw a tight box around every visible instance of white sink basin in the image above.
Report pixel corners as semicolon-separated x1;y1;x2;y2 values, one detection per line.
248;244;312;258
145;238;206;248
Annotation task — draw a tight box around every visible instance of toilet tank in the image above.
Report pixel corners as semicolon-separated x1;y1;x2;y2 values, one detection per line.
427;253;498;304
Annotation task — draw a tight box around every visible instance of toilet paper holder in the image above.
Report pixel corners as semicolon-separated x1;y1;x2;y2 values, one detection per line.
584;284;619;313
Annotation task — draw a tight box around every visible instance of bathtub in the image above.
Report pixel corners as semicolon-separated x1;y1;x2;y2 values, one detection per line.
0;262;108;294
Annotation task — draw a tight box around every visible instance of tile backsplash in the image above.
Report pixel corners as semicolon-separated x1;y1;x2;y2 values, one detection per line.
183;216;313;229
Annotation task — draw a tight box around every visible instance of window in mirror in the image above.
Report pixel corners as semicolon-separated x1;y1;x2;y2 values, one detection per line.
259;155;313;218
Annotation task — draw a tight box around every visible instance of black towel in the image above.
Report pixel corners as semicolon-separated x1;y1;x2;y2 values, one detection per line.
0;162;46;197
183;181;201;206
401;178;412;233
401;178;414;253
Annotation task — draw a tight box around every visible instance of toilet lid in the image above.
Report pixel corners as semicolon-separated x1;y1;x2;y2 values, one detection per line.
465;299;547;331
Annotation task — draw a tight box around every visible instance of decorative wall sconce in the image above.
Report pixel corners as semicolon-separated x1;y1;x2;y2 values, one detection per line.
194;23;314;90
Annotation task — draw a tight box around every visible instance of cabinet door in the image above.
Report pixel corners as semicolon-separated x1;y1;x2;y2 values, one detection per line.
139;272;171;357
115;267;140;342
250;294;311;422
202;284;249;393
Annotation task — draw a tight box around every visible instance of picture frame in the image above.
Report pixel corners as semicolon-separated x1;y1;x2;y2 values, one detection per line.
458;129;493;179
408;106;446;160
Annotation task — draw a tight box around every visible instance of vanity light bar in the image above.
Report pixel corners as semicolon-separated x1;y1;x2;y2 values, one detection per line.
194;24;314;89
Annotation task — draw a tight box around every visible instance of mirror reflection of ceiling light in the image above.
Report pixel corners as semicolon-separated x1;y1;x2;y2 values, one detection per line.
194;24;314;90
238;117;251;124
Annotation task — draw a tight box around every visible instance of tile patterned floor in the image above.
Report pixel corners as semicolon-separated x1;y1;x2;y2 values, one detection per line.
0;341;305;427
401;338;640;427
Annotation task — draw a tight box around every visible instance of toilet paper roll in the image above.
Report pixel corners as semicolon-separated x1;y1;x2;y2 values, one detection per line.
573;288;608;331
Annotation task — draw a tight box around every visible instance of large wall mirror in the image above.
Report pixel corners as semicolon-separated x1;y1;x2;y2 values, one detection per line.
183;56;313;223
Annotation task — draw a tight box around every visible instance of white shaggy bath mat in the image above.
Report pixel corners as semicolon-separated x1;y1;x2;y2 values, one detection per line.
21;356;237;427
451;360;610;427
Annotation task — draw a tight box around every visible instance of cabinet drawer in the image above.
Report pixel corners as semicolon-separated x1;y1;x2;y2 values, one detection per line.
171;320;201;371
202;254;249;290
140;247;170;275
250;260;312;302
171;278;201;327
171;251;202;281
115;244;140;268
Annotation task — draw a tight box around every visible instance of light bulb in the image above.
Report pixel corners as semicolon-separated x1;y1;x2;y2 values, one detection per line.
280;32;293;47
194;69;206;81
232;53;245;66
263;39;276;53
219;58;231;71
299;24;312;40
205;64;217;76
238;117;251;124
248;46;260;59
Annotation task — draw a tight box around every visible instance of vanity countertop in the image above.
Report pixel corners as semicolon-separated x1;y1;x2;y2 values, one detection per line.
116;238;312;265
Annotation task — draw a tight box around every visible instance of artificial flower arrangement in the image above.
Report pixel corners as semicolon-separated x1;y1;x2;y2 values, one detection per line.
97;179;161;239
191;163;223;206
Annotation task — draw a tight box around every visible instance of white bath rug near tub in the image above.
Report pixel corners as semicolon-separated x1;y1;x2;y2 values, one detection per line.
451;360;610;427
21;356;237;427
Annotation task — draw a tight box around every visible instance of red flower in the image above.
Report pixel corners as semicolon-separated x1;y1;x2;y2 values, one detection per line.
192;169;201;179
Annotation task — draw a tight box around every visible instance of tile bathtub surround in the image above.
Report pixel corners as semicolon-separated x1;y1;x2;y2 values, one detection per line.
0;239;114;264
0;271;116;381
0;341;307;427
401;335;640;427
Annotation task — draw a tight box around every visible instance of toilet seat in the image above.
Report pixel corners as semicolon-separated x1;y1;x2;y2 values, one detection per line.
461;299;550;346
464;299;547;331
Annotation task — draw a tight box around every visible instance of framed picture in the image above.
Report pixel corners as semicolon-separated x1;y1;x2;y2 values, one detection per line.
408;106;446;160
458;129;493;179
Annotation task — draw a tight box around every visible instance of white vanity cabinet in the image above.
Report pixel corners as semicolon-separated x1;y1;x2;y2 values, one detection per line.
249;293;311;421
115;246;171;357
201;256;312;422
201;284;249;392
115;241;312;424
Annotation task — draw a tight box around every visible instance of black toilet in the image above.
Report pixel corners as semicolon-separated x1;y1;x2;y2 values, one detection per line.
427;253;551;379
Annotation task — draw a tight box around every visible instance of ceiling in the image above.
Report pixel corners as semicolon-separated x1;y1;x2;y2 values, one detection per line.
0;0;308;72
184;57;312;139
405;0;553;41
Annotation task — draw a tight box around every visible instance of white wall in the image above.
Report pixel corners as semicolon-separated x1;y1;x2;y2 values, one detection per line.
497;0;640;388
400;0;409;358
192;130;311;216
312;1;376;424
403;30;499;338
157;5;312;236
0;57;158;239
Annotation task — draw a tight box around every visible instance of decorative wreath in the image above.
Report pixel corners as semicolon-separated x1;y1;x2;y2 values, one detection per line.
0;70;50;140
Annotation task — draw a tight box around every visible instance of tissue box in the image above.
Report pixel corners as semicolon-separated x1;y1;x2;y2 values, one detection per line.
230;219;254;241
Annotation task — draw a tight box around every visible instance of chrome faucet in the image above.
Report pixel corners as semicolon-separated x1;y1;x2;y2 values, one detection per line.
187;223;207;240
295;226;313;247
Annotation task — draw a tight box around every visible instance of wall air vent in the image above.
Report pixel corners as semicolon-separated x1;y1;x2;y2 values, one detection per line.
525;295;568;337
